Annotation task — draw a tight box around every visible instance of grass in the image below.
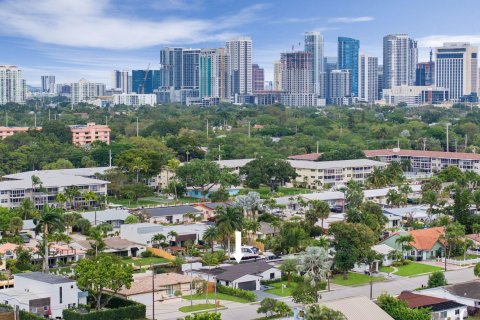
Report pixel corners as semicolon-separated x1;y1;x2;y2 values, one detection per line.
332;272;385;286
121;256;170;266
379;266;395;273
183;292;250;303
179;303;218;313
393;262;443;277
108;196;200;208
240;186;313;199
451;254;480;261
264;281;299;297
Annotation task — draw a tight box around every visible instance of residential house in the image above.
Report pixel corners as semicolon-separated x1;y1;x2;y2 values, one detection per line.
398;291;467;320
465;234;480;246
120;223;210;246
80;208;131;228
256;222;279;240
381;227;445;260
192;202;232;220
420;281;480;309
72;237;146;257
354;244;395;273
143;205;202;224
0;272;87;319
382;206;430;228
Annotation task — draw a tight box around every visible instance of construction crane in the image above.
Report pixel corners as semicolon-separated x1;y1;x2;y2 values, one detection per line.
140;63;151;94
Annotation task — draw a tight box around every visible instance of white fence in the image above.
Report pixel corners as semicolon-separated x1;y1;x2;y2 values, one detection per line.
445;250;480;266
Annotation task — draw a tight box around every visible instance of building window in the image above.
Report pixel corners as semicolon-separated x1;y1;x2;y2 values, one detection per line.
455;309;460;315
166;285;174;296
270;273;275;279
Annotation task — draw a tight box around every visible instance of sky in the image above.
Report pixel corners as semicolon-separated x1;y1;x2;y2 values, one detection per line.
1;0;480;87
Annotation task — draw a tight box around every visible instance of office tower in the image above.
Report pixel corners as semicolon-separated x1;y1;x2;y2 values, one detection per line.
358;54;378;103
435;42;478;100
182;49;200;89
377;66;384;100
71;79;106;104
383;34;418;89
304;31;324;94
131;70;160;94
41;75;55;93
338;37;360;96
226;37;253;96
280;52;312;94
252;64;264;92
324;57;338;72
111;70;131;93
416;50;435;86
273;60;282;91
199;48;229;99
0;66;25;104
159;47;183;89
328;69;351;101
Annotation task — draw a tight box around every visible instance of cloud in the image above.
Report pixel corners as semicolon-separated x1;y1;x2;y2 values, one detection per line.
328;16;374;23
0;0;264;50
417;34;480;47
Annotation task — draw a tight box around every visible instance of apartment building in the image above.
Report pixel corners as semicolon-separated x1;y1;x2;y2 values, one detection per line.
70;122;110;146
364;148;480;173
0;126;31;139
0;167;110;209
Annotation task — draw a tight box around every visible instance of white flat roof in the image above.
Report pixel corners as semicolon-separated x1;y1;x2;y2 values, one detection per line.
80;209;131;225
287;159;387;170
301;191;345;201
215;159;255;168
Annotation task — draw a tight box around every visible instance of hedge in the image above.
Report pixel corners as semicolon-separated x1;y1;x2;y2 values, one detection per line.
0;303;45;320
63;296;146;320
217;285;256;302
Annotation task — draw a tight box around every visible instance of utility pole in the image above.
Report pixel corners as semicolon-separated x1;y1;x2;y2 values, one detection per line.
316;141;319;154
136;117;139;137
446;123;450;152
206;118;209;139
248;120;251;138
218;145;221;161
109;149;112;167
422;138;427;151
151;265;155;320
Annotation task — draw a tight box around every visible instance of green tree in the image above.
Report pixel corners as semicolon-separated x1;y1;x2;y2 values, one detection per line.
395;234;414;259
304;305;347;320
181;313;221;320
257;298;278;318
203;225;219;253
306;200;330;229
240;158;297;191
296;246;331;303
165;158;181;199
34;204;64;272
74;254;134;310
474;262;480;278
9;217;23;236
15;198;38;220
124;215;140;224
216;206;243;254
279;259;297;287
421;189;438;220
428;271;447;288
64;185;80;209
377;293;431;320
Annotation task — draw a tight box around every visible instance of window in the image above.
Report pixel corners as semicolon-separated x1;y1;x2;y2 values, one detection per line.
455;309;460;315
270;273;275;279
440;311;447;317
166;285;174;296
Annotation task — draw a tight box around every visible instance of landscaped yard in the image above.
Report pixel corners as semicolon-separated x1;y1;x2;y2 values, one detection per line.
183;292;250;303
108;196;200;208
240;187;313;199
393;262;443;277
122;256;171;266
451;254;480;261
179;303;219;313
265;281;299;297
379;266;395;273
332;272;385;286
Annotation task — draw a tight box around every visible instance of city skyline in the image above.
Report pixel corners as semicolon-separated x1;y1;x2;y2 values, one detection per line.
1;0;480;86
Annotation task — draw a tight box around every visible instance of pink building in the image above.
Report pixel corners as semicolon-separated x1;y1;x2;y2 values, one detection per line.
0;126;30;139
70;122;110;146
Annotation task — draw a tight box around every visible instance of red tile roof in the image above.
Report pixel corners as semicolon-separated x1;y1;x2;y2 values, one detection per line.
398;291;450;308
408;227;445;250
287;153;323;161
364;148;480;161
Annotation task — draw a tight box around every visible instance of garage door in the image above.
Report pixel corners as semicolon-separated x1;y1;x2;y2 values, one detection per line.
238;281;256;291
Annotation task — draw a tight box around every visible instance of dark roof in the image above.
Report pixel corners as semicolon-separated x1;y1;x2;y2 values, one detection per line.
398;291;465;311
202;261;277;282
427;301;466;312
145;205;201;217
201;202;233;210
15;272;74;284
445;281;480;300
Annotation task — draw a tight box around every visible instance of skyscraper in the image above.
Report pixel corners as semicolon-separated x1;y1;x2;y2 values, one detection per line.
131;70;160;94
226;37;253;96
435;42;478;100
0;66;25;104
159;47;183;89
111;70;131;93
280;52;312;94
328;69;351;103
338;37;360;96
304;32;324;94
199;48;229;99
71;79;105;104
416;50;435;86
358;54;378;103
377;65;384;100
252;64;264;92
383;34;418;89
182;49;200;90
41;75;55;93
273;60;282;91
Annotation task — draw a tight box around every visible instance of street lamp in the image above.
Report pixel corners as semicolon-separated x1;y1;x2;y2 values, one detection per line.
151;264;156;320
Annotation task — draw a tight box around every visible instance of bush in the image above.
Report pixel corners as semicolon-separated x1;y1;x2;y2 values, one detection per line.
19;311;46;320
63;296;146;320
181;312;221;320
141;250;153;258
217;285;256;302
428;271;447;288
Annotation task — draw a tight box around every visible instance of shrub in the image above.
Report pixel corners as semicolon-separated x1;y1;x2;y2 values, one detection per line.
428;271;447;288
141;250;153;258
63;296;146;320
216;285;256;302
181;313;221;320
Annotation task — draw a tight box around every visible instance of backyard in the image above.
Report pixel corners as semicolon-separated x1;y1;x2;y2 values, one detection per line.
239;187;312;199
332;272;385;286
121;256;171;266
108;196;200;208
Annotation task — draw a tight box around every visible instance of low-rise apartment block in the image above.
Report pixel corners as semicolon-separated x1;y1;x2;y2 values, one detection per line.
0;126;30;139
70;122;111;145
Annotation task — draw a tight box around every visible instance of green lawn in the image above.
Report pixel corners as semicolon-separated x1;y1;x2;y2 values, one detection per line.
183;292;250;303
121;256;170;266
108;196;200;208
179;303;218;313
379;266;395;273
240;186;313;199
265;281;299;297
393;262;443;277
451;254;480;261
332;273;385;286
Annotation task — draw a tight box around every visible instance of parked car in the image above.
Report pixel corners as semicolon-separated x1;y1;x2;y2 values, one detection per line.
19;233;30;244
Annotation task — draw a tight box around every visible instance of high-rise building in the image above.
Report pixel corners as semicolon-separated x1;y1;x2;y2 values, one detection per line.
41;75;55;93
70;79;106;104
280;52;312;94
377;65;384;100
199;48;229;99
383;34;418;89
273;60;282;91
159;47;183;90
111;70;131;93
338;37;360;96
226;37;253;96
358;54;378;103
328;69;351;103
56;84;71;95
304;32;324;95
182;49;200;90
435;42;478;100
0;66;25;105
252;64;264;92
131;70;160;94
416;50;435;86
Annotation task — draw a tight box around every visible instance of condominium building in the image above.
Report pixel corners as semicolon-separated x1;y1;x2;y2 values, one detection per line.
0;66;25;104
70;79;106;104
273;60;283;91
377;65;384;100
112;93;157;106
0;167;110;209
111;70;131;93
382;85;449;106
199;48;230;99
305;31;324;94
383;34;418;89
159;47;184;90
328;69;351;104
338;37;360;96
358;54;378;103
70;122;110;145
0;126;31;139
435;42;478;101
41;75;55;94
364;148;480;174
226;37;253;96
182;49;200;90
252;64;265;92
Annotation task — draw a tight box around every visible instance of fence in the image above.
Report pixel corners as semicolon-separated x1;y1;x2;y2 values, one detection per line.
147;247;175;261
445;256;480;266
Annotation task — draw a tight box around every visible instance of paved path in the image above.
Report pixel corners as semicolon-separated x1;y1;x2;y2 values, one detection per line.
153;266;476;320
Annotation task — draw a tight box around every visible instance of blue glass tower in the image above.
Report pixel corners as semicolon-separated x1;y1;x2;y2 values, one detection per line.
338;37;360;97
132;70;160;94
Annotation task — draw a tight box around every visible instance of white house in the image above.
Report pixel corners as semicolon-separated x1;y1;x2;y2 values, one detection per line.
80;208;132;228
0;272;87;318
420;281;480;308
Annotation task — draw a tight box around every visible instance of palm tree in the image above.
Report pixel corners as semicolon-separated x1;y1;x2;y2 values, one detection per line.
9;217;23;236
87;228;106;256
16;198;38;220
216;206;243;255
280;259;297;287
131;157;148;183
366;167;387;188
395;234;414;259
203;225;219;253
472;190;480;213
165;158;181;200
243;219;260;244
55;192;67;209
63;212;82;235
34;204;65;273
82;191;98;208
422;189;438;220
167;230;178;245
386;189;400;208
151;233;166;247
31;175;42;204
306;200;330;229
305;305;347;320
64;186;80;209
296;246;332;303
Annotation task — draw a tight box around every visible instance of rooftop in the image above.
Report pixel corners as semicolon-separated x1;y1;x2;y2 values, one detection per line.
287;159;387;170
215;159;255;168
322;296;394;320
364;148;480;161
144;205;201;217
200;260;277;282
398;291;465;311
116;273;192;296
80;208;131;225
287;153;323;161
15;272;74;284
408;227;445;250
444;281;480;300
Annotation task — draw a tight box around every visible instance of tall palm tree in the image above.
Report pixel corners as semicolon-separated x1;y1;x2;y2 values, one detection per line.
165;158;181;200
64;186;80;209
151;233;167;247
9;217;23;236
280;259;297;287
306;200;331;229
305;305;347;320
366;167;387;188
63;212;82;235
34;204;65;273
55;192;67;209
243;219;260;244
216;206;243;255
386;189;400;208
422;189;438;220
31;175;42;204
167;230;178;245
395;234;414;259
16;198;38;220
82;191;98;208
203;225;219;253
296;246;332;303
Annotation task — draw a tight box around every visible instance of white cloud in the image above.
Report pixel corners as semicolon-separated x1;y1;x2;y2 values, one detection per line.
0;0;263;50
417;34;480;47
328;16;374;23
